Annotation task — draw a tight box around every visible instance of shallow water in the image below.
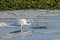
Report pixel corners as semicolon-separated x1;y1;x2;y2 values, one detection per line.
0;18;60;40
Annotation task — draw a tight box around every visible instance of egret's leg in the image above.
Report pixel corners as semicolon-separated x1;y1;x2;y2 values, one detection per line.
21;25;23;32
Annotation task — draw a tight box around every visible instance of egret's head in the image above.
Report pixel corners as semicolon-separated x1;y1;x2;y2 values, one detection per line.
27;19;35;26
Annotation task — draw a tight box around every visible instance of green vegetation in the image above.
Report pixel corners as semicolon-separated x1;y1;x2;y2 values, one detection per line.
0;0;60;10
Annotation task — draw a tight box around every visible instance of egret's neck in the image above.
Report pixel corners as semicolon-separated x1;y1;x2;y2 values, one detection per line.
27;19;31;25
28;22;31;25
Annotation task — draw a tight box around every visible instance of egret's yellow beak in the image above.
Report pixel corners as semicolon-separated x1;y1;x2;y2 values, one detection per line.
32;22;35;26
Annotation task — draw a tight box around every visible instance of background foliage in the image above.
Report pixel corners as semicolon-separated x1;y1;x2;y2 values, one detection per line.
0;0;60;10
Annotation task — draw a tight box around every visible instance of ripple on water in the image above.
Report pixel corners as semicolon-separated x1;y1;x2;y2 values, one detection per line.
0;30;34;40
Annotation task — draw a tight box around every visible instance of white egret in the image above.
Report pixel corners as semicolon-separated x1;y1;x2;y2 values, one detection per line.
17;19;34;32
